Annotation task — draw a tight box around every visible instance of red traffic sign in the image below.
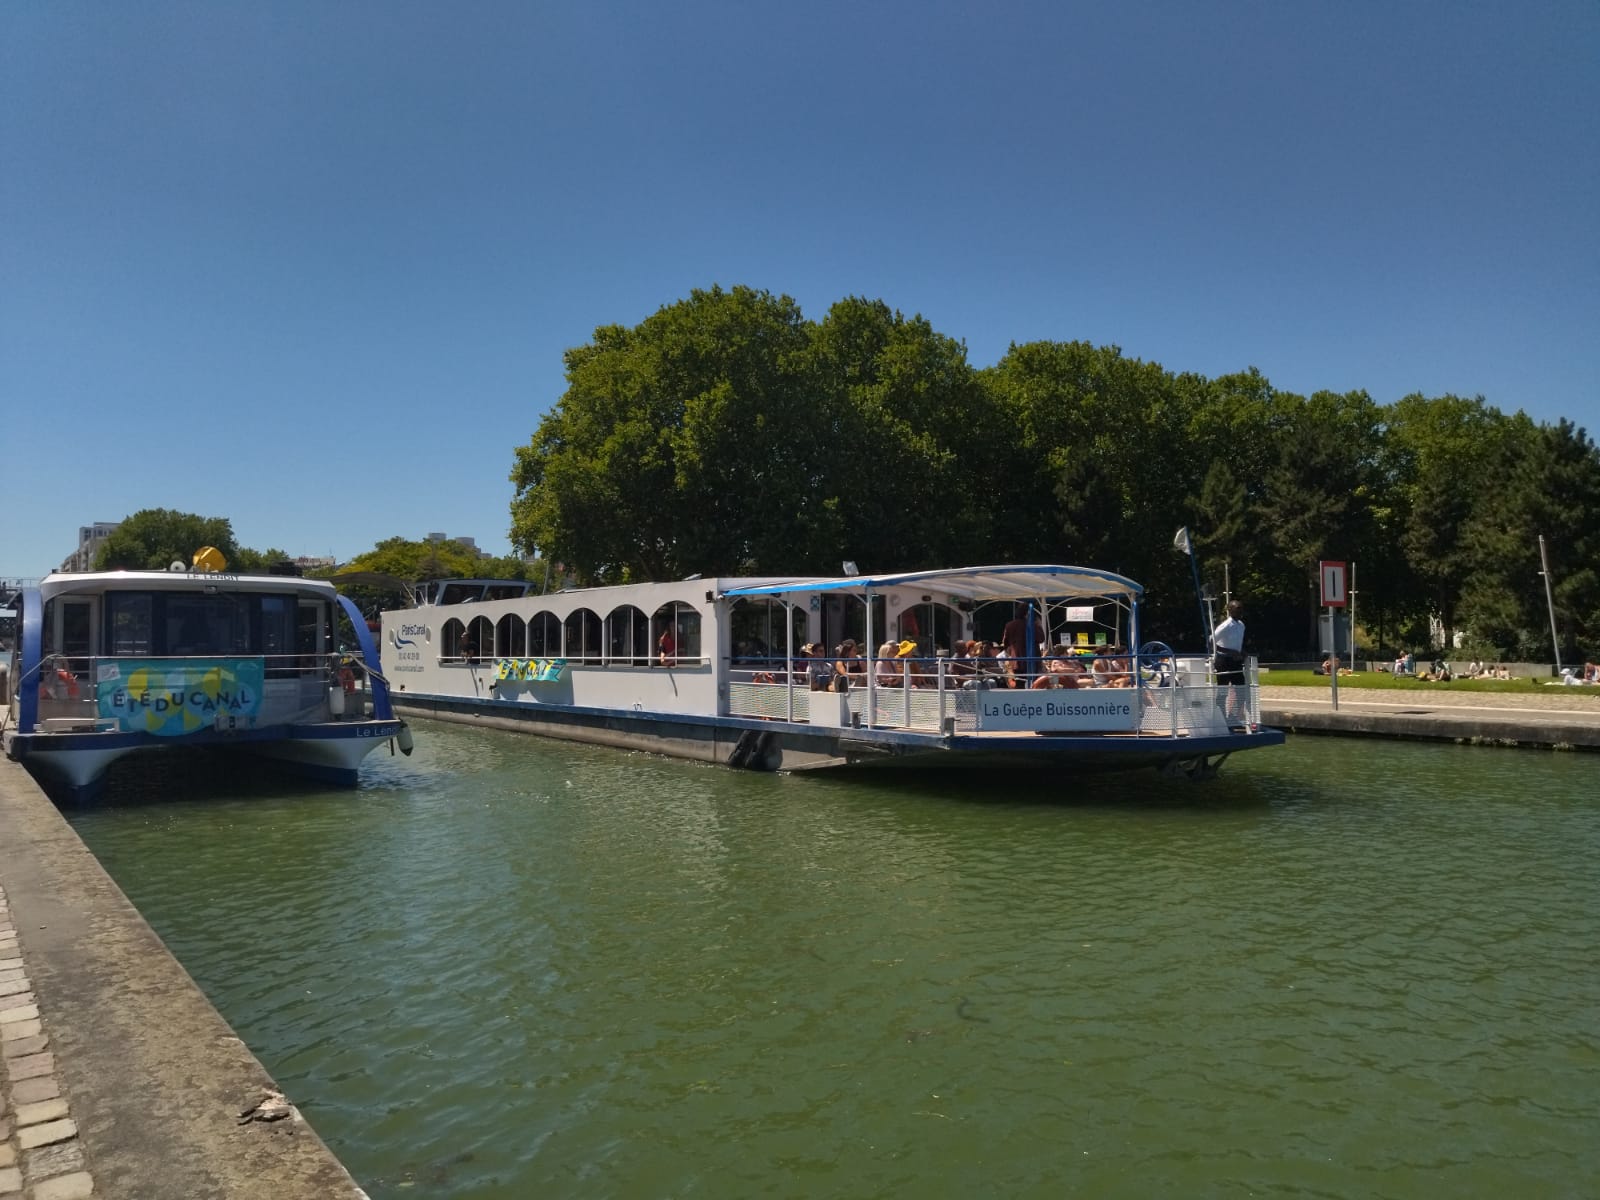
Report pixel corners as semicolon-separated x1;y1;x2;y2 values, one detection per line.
1320;561;1348;607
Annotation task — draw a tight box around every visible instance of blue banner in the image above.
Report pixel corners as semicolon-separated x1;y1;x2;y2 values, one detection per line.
96;657;266;736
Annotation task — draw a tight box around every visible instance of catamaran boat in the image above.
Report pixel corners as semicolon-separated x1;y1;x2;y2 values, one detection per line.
2;564;411;798
377;564;1281;779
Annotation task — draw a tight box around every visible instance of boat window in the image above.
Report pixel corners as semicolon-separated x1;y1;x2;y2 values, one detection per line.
261;595;296;660
107;594;154;656
822;595;884;659
496;613;527;657
527;612;559;657
165;594;253;657
297;601;324;669
60;599;93;659
605;605;650;665
652;602;701;665
728;598;804;667
442;618;468;661
482;583;529;602
892;599;960;656
464;616;493;663
564;608;603;664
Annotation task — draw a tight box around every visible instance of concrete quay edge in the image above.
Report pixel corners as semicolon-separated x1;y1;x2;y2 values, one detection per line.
0;757;367;1200
1259;686;1600;751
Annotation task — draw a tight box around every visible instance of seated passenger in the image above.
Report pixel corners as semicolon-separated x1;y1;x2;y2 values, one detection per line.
875;641;903;687
803;643;834;692
834;640;865;685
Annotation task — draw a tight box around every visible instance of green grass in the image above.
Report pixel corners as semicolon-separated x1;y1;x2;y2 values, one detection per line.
1260;669;1600;697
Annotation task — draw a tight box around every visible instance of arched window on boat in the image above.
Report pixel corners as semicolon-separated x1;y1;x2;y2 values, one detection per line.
442;618;468;662
495;613;526;658
652;602;701;667
527;611;560;658
463;616;494;664
890;596;964;656
605;604;650;666
563;608;603;664
727;597;805;668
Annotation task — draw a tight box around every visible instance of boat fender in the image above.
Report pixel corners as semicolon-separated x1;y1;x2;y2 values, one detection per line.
728;730;758;769
396;721;414;756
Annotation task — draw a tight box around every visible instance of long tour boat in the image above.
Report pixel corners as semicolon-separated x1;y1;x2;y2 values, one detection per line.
2;559;411;799
376;564;1281;779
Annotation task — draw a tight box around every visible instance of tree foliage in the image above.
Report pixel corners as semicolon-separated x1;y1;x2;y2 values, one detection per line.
95;509;241;571
501;287;1600;658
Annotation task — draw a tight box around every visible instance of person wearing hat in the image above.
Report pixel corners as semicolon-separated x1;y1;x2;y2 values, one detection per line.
801;643;834;691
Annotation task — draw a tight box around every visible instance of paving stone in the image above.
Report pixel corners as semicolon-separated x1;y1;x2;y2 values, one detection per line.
0;968;22;983
0;978;29;998
6;1052;52;1080
0;1117;11;1140
0;959;21;972
0;1143;12;1167
31;1173;95;1200
0;1166;20;1194
0;1004;38;1025
22;1140;83;1178
15;1099;69;1127
0;993;35;1012
1;1033;47;1058
17;1118;76;1150
10;1077;60;1105
0;1019;40;1040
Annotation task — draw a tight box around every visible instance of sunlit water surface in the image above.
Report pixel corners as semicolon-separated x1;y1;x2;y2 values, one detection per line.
69;723;1598;1199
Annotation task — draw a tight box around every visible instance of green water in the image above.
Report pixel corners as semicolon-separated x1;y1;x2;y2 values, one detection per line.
69;723;1598;1199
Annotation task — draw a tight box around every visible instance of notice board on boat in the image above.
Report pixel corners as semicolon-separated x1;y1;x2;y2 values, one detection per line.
974;691;1138;733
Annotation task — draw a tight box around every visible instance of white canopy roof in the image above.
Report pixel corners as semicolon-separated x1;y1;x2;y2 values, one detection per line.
719;564;1142;603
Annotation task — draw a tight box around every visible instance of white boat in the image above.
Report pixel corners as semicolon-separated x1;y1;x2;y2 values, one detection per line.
377;564;1281;779
2;565;411;798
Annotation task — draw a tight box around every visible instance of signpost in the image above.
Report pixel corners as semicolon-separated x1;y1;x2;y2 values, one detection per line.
1320;561;1347;710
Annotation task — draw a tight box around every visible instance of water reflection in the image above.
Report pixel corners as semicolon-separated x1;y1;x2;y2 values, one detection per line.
69;721;1600;1199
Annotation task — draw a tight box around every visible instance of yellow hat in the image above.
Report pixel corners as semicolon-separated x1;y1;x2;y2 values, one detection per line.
896;640;918;657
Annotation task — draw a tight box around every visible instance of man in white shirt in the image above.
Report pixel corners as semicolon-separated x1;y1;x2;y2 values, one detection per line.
1211;600;1246;723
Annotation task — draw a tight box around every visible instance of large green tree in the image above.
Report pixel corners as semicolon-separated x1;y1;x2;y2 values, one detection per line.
94;509;240;571
510;286;818;582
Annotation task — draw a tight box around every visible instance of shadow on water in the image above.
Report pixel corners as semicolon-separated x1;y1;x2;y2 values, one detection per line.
793;760;1280;814
42;748;352;811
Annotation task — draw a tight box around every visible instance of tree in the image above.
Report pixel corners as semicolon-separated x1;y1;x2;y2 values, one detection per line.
94;509;240;571
510;286;818;582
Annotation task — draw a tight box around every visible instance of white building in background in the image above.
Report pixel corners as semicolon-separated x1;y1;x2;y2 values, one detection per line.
424;532;488;559
60;521;121;572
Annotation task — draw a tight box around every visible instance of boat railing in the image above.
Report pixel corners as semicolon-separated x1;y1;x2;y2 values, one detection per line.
24;652;365;732
725;651;1260;736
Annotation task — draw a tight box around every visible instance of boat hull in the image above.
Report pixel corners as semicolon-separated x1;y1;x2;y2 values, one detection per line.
394;692;1282;775
4;720;402;799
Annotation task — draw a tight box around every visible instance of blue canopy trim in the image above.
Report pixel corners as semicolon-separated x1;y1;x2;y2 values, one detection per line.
718;564;1143;602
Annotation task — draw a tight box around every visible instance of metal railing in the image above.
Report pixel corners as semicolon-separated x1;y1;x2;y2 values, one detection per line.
725;652;1261;736
19;652;371;732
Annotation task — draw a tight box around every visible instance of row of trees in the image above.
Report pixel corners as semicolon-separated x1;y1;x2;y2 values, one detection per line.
509;286;1600;660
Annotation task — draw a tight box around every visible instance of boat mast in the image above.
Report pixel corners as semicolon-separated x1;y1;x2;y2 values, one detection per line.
1538;534;1562;675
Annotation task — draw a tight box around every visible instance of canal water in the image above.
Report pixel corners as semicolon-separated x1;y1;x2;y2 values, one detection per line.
69;722;1597;1199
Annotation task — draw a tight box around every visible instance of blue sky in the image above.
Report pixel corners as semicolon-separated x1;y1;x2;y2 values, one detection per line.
4;0;1596;577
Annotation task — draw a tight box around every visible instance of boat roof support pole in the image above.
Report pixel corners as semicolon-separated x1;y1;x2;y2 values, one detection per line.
864;591;874;729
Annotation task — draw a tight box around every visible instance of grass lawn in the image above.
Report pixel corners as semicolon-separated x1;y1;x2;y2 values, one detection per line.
1260;670;1600;698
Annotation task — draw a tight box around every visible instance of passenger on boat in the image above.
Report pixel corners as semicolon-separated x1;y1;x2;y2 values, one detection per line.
802;643;834;691
875;641;903;688
658;627;677;667
834;640;865;688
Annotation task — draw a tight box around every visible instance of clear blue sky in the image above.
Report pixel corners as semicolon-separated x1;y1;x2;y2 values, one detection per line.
4;0;1596;577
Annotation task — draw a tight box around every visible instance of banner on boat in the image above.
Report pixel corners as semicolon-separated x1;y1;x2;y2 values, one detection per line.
974;691;1138;732
96;657;265;735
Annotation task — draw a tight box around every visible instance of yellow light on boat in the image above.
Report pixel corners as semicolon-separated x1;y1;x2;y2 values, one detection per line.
192;546;228;573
